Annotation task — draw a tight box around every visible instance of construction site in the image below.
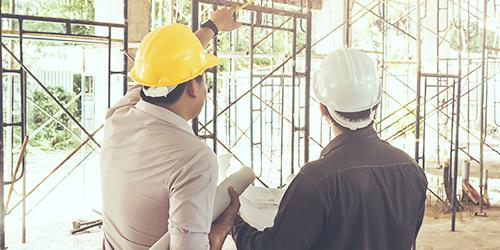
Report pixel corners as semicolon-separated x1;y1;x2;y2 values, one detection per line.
0;0;500;249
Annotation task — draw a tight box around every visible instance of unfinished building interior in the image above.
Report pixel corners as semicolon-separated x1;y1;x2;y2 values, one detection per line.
0;0;499;249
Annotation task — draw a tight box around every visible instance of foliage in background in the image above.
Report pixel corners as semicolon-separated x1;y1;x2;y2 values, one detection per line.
1;0;95;35
450;22;498;53
151;0;307;72
2;75;22;146
152;0;191;27
29;86;82;150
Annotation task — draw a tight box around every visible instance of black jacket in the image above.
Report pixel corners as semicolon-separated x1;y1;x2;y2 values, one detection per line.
231;126;428;250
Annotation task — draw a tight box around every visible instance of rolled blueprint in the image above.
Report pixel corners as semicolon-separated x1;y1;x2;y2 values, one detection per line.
212;166;255;219
217;154;232;183
149;167;256;250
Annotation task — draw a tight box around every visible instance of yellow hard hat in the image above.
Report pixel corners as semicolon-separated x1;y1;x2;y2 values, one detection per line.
130;24;220;87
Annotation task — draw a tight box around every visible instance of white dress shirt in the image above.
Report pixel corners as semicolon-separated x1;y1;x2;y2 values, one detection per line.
101;86;218;250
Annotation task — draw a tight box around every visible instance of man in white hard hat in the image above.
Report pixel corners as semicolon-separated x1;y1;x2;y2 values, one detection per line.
229;48;428;249
101;7;241;250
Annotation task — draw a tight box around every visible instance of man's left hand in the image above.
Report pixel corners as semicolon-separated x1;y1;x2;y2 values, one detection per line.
208;187;241;250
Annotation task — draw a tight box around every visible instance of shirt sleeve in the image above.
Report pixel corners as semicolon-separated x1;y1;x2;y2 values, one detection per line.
168;147;218;250
231;173;328;250
414;169;428;240
105;84;141;119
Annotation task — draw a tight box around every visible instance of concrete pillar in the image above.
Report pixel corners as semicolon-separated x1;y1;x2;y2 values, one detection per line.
127;0;152;70
95;0;124;23
94;0;151;69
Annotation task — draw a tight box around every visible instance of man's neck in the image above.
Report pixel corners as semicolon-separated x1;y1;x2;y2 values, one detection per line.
328;120;345;138
154;102;192;121
332;126;344;138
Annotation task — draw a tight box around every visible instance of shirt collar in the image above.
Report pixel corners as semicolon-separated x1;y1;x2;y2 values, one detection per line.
134;100;195;135
320;126;379;158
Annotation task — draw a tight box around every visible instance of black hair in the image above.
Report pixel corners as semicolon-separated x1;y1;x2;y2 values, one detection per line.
140;75;203;105
320;104;378;131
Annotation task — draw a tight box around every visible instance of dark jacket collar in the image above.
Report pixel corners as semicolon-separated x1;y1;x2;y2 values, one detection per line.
320;126;379;158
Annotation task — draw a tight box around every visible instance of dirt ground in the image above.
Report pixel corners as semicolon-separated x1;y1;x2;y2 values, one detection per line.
5;147;500;250
5;207;500;250
417;206;500;250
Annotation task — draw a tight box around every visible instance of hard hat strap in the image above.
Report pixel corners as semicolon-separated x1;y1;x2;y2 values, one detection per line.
142;85;178;98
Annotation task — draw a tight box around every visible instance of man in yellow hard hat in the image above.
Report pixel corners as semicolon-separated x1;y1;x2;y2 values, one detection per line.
100;7;241;250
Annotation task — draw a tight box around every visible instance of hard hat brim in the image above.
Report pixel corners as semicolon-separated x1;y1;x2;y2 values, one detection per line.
130;53;221;87
205;53;221;73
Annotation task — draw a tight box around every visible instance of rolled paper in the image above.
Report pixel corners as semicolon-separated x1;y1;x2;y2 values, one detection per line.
212;166;255;219
150;167;256;250
217;154;232;183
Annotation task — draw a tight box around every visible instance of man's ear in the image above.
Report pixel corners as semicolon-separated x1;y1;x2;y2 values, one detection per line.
185;79;198;98
319;104;330;118
320;104;336;126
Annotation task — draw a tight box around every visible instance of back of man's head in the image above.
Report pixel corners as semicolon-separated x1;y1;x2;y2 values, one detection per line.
313;48;381;131
129;24;219;108
140;75;203;106
319;104;378;132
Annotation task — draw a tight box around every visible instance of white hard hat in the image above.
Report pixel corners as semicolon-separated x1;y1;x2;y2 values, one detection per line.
313;48;382;130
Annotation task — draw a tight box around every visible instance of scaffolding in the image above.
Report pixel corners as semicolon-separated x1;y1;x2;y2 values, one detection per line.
0;0;129;248
0;0;499;248
189;0;500;232
190;0;313;188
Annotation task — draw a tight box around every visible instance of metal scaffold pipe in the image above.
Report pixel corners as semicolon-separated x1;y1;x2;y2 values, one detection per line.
0;2;5;247
414;2;421;247
7;125;104;214
451;0;463;231
478;0;488;214
415;0;422;168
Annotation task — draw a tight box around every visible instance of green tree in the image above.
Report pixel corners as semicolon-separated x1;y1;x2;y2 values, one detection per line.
450;22;498;53
29;86;82;150
2;0;95;35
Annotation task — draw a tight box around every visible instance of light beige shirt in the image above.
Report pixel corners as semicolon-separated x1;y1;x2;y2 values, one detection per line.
101;86;218;250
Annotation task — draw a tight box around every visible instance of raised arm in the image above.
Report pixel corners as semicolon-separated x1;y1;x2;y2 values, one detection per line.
195;6;241;48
